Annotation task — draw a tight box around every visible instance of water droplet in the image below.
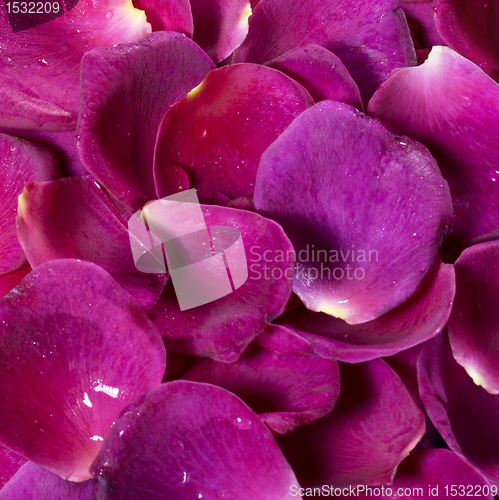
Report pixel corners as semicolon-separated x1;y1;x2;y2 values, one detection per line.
192;119;211;142
175;438;186;450
234;417;252;430
32;341;40;347
158;163;189;195
105;10;113;19
489;169;499;182
38;59;48;66
64;230;72;237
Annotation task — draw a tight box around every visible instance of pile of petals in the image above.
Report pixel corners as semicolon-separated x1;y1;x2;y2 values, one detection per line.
1;0;499;497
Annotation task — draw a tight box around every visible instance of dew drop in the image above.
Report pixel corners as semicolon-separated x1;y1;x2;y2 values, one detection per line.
175;438;186;451
234;417;252;430
489;169;499;182
105;10;113;19
192;119;211;142
38;59;48;66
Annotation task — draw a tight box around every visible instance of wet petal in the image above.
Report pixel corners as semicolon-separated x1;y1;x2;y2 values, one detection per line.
419;332;499;486
400;0;446;48
277;359;425;488
233;0;416;103
0;133;62;275
190;0;251;63
254;101;452;324
132;0;192;34
77;31;214;211
90;381;299;499
154;63;313;204
434;0;499;80
278;261;455;362
0;266;31;299
0;446;26;489
148;204;294;362
181;324;340;434
265;44;363;109
0;0;152;130
0;260;166;481
368;46;499;247
16;176;167;310
0;462;97;500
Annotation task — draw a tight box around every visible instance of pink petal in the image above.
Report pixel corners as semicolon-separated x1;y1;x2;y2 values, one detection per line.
0;446;26;489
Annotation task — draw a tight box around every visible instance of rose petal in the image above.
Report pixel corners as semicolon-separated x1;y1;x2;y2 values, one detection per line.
254;101;452;324
0;133;62;275
77;31;214;211
265;44;363;109
233;0;416;103
154;63;313;203
148;203;294;362
278;260;455;362
90;381;299;499
368;46;499;247
0;0;152;130
0;446;26;489
419;332;499;486
276;359;425;488
181;324;340;434
0;260;166;481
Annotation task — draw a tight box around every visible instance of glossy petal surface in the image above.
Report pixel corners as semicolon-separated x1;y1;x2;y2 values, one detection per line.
369;46;499;247
133;0;192;34
0;446;26;489
233;0;416;103
90;381;298;499
0;0;152;130
278;261;455;362
265;44;363;109
254;101;452;324
0;133;61;275
277;359;425;488
154;63;313;203
77;31;214;211
0;260;166;481
17;176;167;310
149;204;294;362
419;333;499;486
181;324;340;434
0;266;31;299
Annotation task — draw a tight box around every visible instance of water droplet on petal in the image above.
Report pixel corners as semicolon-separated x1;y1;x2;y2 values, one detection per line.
489;169;499;182
158;163;190;195
175;438;186;450
105;10;113;19
192;119;211;142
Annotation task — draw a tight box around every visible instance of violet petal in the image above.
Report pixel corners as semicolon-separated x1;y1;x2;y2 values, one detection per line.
368;46;499;247
277;359;425;488
132;0;192;35
0;260;166;481
400;0;446;48
90;381;299;499
0;266;31;299
0;446;26;489
154;63;313;204
181;324;340;434
77;31;214;211
254;101;453;324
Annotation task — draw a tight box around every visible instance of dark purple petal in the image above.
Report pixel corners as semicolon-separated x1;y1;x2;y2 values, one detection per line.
0;446;26;489
233;0;416;103
0;266;31;299
278;261;455;362
190;0;251;63
254;101;452;324
181;324;340;434
368;46;499;247
419;332;499;486
434;0;499;80
0;133;62;275
154;63;313;204
400;0;446;48
0;260;166;481
0;0;153;130
0;462;97;500
277;359;425;488
148;204;294;362
90;381;298;499
17;176;167;310
132;0;192;34
77;31;214;211
265;44;363;109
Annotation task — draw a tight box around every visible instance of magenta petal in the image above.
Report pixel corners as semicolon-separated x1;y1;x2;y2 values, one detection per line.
0;133;62;275
277;359;425;488
265;44;363;109
447;241;499;394
190;0;251;63
233;0;416;103
154;63;313;203
278;261;455;362
148;204;294;361
419;332;499;486
16;176;167;310
0;266;31;299
0;260;166;481
181;324;340;434
401;0;446;48
90;381;298;499
77;31;214;211
0;0;152;130
0;462;97;500
254;101;452;324
132;0;193;34
0;446;26;489
434;0;499;80
369;46;499;246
